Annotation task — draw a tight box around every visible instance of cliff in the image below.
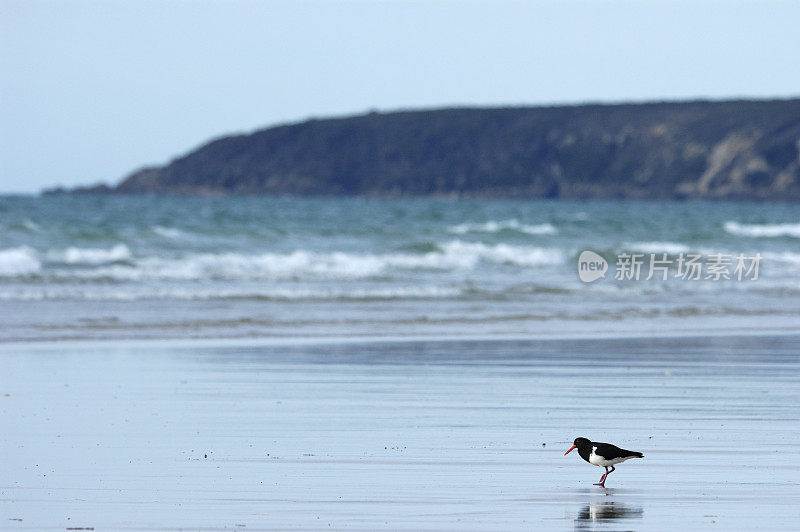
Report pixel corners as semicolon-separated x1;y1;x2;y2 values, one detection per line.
55;99;800;200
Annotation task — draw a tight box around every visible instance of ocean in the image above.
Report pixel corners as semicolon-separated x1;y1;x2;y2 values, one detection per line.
0;195;798;341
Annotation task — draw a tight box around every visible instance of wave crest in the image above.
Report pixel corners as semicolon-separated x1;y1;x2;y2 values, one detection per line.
122;242;562;280
623;241;691;254
56;244;132;265
0;284;463;302
447;219;557;235
0;246;41;276
0;241;563;282
724;221;800;238
152;226;185;239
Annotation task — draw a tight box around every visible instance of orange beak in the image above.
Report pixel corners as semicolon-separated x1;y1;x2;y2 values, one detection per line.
564;444;576;455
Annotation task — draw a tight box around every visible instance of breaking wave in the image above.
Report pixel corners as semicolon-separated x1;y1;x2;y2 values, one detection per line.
58;244;132;265
623;241;691;254
0;241;563;282
762;251;800;266
152;226;186;239
0;246;41;276
447;219;557;235
0;284;463;302
724;221;800;238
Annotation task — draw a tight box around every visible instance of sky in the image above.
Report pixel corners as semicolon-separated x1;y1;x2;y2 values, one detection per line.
1;0;799;194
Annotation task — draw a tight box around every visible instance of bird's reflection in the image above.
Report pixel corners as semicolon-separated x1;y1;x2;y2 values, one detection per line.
574;501;643;530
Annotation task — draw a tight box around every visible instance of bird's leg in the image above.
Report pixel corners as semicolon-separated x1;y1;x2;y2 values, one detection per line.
593;466;609;487
594;466;615;487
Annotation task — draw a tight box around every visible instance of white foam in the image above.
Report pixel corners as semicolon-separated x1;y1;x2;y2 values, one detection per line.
0;246;41;276
35;241;563;282
761;251;800;265
22;220;40;232
152;226;185;239
624;241;691;254
137;242;561;280
439;240;563;267
724;221;800;238
0;284;462;302
55;244;132;265
57;250;392;281
447;219;557;235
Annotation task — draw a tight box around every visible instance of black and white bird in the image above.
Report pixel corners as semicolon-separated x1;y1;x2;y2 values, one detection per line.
564;437;644;487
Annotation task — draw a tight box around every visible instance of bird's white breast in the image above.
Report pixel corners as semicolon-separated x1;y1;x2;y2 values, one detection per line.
588;446;633;467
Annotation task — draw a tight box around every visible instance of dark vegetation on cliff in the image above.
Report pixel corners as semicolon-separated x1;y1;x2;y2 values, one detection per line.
52;99;800;200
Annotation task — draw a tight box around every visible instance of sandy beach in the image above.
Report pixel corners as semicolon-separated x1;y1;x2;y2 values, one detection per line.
2;334;798;530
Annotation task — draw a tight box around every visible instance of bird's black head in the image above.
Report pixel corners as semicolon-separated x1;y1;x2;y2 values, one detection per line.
564;437;591;455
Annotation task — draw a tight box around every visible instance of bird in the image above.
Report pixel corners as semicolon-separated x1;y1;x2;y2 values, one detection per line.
564;437;644;487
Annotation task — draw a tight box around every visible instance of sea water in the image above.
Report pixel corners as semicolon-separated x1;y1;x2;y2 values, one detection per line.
0;195;798;341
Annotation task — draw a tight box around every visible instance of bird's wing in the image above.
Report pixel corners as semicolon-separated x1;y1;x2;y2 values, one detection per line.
594;442;642;459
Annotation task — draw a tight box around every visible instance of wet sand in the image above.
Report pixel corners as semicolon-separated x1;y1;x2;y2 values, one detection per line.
1;334;799;530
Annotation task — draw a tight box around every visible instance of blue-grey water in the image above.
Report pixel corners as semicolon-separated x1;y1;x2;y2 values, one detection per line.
0;195;798;341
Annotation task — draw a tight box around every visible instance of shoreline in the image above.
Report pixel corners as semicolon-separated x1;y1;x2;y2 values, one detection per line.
2;324;798;351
